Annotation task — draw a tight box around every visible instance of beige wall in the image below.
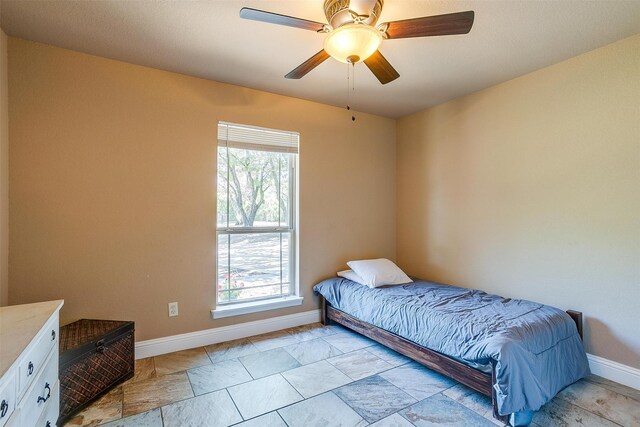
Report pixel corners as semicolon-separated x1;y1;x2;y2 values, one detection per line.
8;38;396;340
397;35;640;368
0;29;8;307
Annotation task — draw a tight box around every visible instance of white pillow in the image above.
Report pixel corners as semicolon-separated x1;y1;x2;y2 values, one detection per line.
337;269;368;286
346;258;412;288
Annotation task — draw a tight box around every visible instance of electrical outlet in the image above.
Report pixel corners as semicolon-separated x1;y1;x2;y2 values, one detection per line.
168;302;179;317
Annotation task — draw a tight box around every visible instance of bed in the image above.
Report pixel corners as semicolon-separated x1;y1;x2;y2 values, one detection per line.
313;277;590;426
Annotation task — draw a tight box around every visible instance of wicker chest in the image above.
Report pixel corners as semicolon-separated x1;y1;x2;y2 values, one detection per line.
58;319;135;425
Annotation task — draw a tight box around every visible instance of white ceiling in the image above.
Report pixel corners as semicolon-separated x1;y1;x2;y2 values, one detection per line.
1;0;639;118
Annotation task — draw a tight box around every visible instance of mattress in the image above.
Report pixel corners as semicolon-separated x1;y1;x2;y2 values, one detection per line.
313;277;590;415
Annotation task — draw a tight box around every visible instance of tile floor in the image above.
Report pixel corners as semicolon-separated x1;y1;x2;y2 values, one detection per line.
64;323;640;427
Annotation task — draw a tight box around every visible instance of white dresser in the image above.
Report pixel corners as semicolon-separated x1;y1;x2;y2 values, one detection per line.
0;300;64;427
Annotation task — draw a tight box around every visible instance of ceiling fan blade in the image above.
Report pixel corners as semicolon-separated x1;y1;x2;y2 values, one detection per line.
285;50;331;79
364;50;400;85
349;0;378;16
240;7;326;32
382;11;474;39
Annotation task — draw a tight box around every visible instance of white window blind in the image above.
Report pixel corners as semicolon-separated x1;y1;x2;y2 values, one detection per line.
218;121;299;153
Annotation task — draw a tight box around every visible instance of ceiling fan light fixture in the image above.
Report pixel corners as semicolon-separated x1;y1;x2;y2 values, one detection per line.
323;23;382;63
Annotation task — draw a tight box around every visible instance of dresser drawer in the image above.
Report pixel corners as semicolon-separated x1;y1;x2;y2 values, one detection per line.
0;374;16;427
18;315;58;397
19;349;58;427
35;381;59;427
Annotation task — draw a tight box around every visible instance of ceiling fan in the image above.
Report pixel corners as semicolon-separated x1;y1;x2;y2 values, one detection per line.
239;0;474;84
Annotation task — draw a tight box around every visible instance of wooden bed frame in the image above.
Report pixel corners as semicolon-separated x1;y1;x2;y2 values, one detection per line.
319;296;583;426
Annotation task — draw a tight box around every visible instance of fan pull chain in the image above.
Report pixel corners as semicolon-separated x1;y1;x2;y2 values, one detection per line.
346;63;352;121
346;62;356;122
346;63;349;112
351;62;356;122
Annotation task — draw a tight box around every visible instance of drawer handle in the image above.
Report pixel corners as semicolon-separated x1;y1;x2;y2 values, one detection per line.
51;329;56;341
37;383;51;404
28;361;34;375
0;399;7;417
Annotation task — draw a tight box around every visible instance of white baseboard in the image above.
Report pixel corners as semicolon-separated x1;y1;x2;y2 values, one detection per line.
135;309;321;359
587;353;640;391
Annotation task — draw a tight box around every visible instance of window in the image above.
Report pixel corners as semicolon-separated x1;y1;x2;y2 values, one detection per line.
216;122;298;307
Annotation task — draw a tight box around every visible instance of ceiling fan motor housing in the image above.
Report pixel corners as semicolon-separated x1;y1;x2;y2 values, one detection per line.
324;0;384;28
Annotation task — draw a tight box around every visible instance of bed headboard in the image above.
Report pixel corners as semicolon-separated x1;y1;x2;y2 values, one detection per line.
566;310;584;340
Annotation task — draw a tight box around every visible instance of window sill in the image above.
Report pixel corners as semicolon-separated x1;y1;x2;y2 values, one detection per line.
211;296;304;319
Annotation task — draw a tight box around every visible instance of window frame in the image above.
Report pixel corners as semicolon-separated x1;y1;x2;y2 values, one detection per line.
215;122;299;308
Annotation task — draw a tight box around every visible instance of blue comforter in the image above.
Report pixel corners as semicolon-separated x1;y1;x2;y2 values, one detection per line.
314;278;590;416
